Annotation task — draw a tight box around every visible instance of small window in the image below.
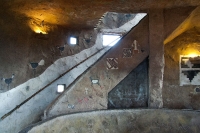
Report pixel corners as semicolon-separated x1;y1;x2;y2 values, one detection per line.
103;34;121;46
57;84;65;93
70;37;77;45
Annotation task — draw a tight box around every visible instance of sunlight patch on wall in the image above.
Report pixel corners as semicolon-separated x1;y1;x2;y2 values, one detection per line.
103;35;121;46
28;19;52;34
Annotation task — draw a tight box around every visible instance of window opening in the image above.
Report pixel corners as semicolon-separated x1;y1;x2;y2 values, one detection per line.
103;34;121;46
57;84;65;93
70;37;77;45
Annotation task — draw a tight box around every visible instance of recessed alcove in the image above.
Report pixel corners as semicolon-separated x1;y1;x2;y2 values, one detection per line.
164;27;200;109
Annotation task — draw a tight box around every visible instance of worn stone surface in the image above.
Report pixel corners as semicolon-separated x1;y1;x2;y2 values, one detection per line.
0;33;103;117
20;109;200;133
46;16;149;118
101;13;147;34
163;28;200;110
0;27;97;92
148;9;164;108
96;12;136;29
0;34;110;133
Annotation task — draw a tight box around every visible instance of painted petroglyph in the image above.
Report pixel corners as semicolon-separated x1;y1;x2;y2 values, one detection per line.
50;47;56;60
57;43;66;55
123;48;132;58
96;92;104;98
1;74;15;89
29;59;45;77
131;40;141;54
67;104;75;109
195;87;200;93
83;35;93;44
102;120;110;129
90;76;100;86
106;58;118;70
77;97;89;105
85;88;89;95
180;55;200;85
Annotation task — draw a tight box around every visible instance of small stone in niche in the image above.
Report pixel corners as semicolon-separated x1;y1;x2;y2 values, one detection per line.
67;104;75;109
92;79;98;84
29;59;45;69
182;70;200;82
29;59;45;77
83;36;92;44
90;76;100;85
85;88;89;95
106;58;118;69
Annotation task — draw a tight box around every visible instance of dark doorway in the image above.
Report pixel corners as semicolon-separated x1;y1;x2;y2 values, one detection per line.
108;58;148;109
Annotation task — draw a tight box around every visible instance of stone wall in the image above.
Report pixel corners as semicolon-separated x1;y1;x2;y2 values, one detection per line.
0;6;199;133
46;16;149;118
0;33;109;133
20;109;200;133
163;28;200;109
163;7;200;110
0;12;97;92
0;33;103;118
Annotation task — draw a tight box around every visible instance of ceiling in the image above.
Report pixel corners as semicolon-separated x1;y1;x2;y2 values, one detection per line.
164;6;200;44
0;0;200;32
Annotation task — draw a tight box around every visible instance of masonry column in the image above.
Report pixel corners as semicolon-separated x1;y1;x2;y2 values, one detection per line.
148;9;164;108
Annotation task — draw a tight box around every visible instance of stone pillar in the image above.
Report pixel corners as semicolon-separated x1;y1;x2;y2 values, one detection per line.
148;9;164;108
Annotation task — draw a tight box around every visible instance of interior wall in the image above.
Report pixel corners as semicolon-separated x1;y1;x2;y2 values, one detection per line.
0;12;147;133
0;10;97;92
21;109;200;133
0;5;200;133
163;7;200;110
46;16;149;118
163;28;200;109
0;33;108;133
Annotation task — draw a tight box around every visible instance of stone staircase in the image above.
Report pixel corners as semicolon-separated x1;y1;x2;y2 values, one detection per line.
0;13;147;133
44;16;149;118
